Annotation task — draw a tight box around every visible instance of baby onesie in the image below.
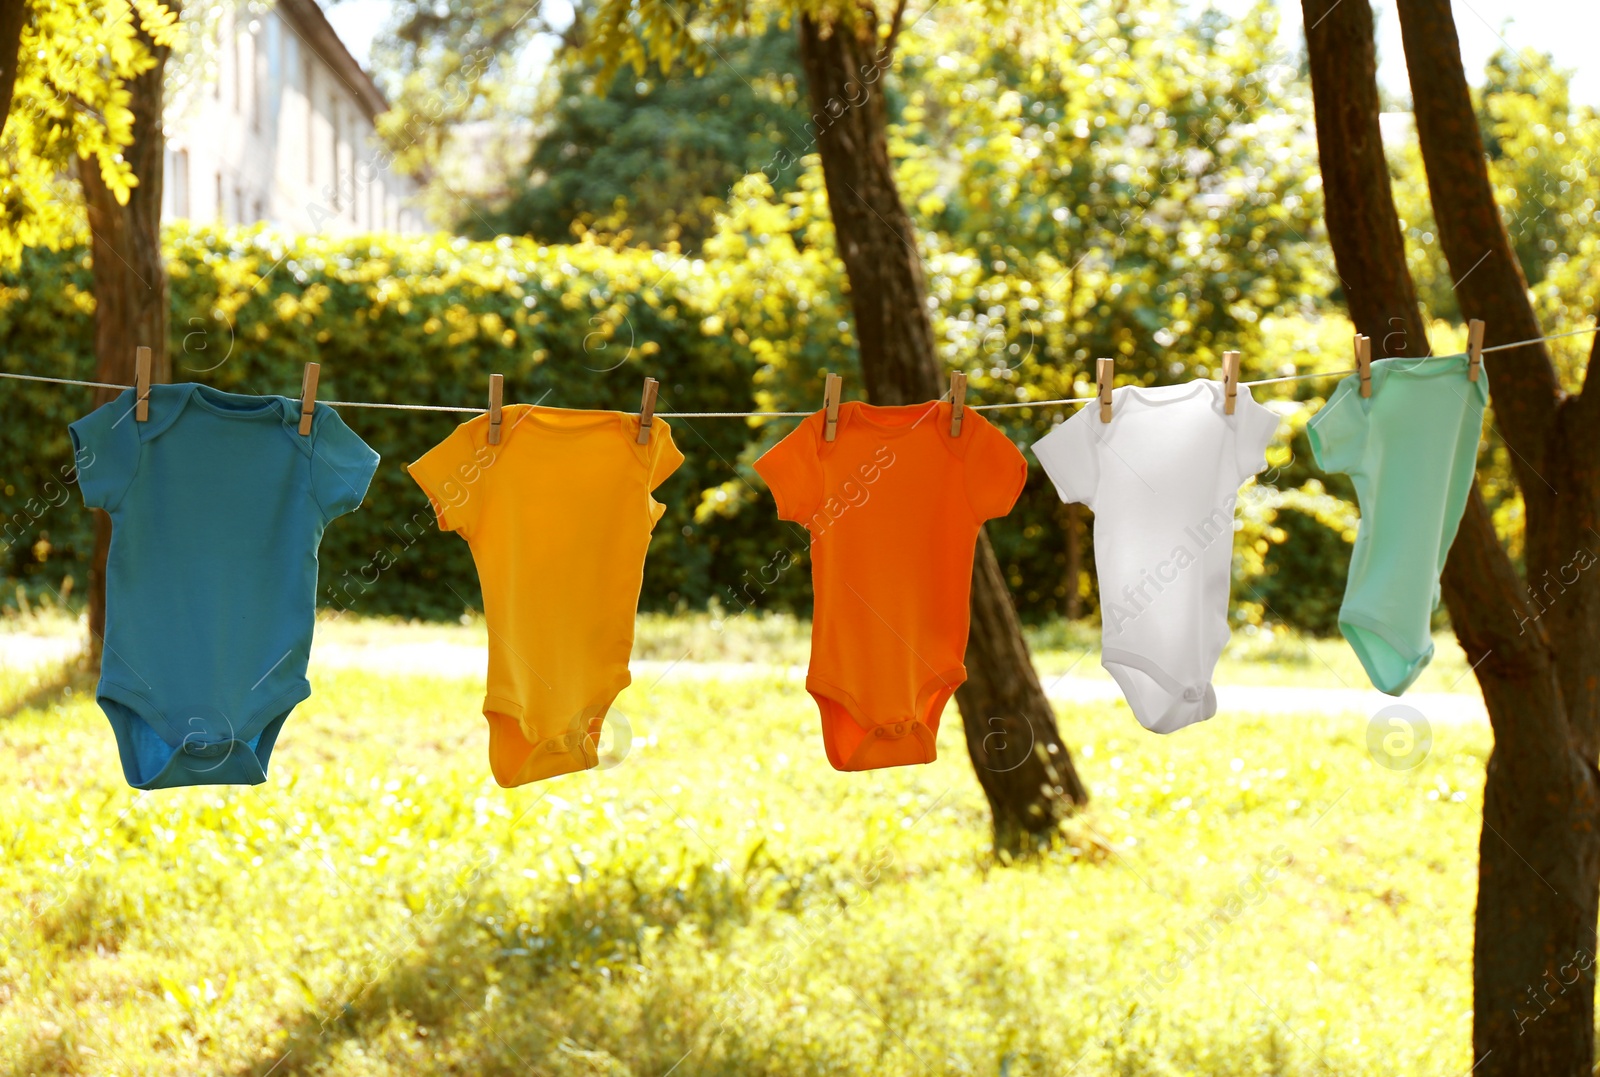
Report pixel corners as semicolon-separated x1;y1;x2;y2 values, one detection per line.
1307;353;1487;694
408;405;683;787
1032;381;1278;734
69;384;379;789
754;400;1027;771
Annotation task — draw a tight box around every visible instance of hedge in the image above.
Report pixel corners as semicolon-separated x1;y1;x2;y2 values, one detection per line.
0;226;1350;630
2;229;803;620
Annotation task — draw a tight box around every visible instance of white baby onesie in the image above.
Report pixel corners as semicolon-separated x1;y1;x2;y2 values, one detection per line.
1032;380;1279;733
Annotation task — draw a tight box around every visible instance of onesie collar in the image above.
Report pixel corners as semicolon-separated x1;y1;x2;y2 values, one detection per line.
134;383;197;443
1113;380;1219;412
491;404;642;461
1353;353;1485;413
828;399;979;462
137;383;297;444
837;399;943;437
189;383;291;423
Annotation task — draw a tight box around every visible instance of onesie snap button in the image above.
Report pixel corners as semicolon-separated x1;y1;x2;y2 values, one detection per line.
181;738;232;759
1182;686;1204;703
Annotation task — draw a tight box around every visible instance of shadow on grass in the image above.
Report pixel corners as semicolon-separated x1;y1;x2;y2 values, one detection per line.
230;841;881;1077
4;1035;90;1077
0;661;95;723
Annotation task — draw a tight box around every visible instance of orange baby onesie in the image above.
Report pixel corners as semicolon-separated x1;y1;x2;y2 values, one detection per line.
408;405;683;787
754;400;1028;771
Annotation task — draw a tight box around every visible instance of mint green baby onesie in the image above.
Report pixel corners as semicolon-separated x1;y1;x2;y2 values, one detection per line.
1307;353;1487;695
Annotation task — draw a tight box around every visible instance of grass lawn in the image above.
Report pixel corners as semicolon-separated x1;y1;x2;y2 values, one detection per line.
0;614;1485;1076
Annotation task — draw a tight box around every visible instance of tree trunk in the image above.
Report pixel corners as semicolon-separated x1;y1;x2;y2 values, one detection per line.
1301;0;1429;360
1395;2;1600;1072
77;14;174;668
795;6;1086;852
0;0;27;131
1306;0;1600;1071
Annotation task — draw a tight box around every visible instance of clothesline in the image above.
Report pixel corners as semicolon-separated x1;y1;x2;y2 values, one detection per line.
1;324;1593;418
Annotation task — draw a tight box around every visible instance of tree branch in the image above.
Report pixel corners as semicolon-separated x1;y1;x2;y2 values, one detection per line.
1300;0;1430;358
883;0;909;56
1397;0;1561;495
0;0;29;136
1571;326;1600;436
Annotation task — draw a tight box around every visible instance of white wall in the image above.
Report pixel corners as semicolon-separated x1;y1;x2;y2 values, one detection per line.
163;8;423;235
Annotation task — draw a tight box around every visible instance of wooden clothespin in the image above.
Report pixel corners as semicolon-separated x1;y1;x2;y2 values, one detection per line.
1467;318;1485;382
1096;358;1113;423
298;362;319;435
823;372;842;442
1222;350;1240;415
949;371;967;437
487;373;504;444
134;345;151;422
1355;334;1372;398
636;376;659;445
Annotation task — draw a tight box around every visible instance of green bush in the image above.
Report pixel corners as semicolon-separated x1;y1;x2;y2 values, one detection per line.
0;226;1356;633
0;227;818;621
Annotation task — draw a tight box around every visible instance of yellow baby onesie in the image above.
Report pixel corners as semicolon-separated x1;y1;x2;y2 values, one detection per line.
408;405;683;786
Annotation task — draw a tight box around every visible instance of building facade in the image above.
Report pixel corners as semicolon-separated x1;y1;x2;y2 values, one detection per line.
162;0;424;234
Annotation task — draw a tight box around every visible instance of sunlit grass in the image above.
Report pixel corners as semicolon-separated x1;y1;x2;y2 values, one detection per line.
2;606;1480;694
0;616;1487;1076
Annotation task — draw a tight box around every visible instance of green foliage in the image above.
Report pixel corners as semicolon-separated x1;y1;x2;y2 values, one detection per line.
0;227;821;620
0;222;1357;633
1390;47;1600;346
0;0;180;263
16;11;1587;637
0;5;1369;635
1477;49;1589;299
0;618;1488;1074
361;0;562;178
466;28;811;251
893;2;1330;402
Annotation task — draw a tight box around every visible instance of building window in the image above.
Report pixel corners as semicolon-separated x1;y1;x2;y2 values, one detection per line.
304;58;315;184
171;149;190;218
266;19;282;132
232;23;242;112
250;28;261;131
330;100;340;212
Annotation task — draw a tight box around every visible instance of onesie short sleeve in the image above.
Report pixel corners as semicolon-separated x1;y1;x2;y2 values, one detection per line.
1306;379;1369;476
753;420;824;524
646;421;685;525
408;421;491;534
965;417;1028;522
647;422;685;491
1233;391;1282;483
1030;409;1101;508
310;406;380;522
67;390;141;511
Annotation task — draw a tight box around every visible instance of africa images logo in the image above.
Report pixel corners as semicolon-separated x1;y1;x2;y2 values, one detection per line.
1101;497;1238;635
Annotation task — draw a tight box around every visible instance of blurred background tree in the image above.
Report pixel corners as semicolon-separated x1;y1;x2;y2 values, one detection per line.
0;0;180;263
463;26;810;251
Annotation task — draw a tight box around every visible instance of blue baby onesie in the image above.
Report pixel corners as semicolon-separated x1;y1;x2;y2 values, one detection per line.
69;384;379;789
